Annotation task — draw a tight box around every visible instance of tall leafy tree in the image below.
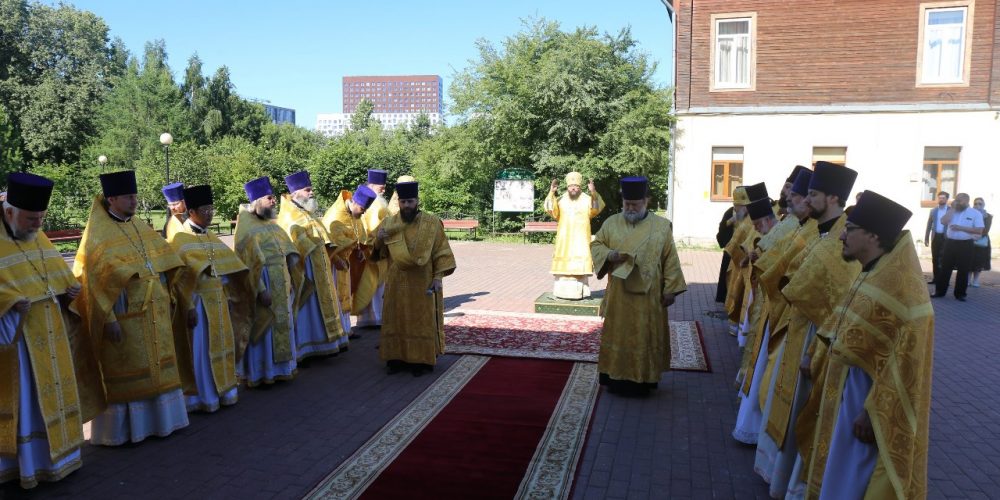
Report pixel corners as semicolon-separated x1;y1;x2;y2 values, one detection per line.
448;18;674;213
0;1;119;164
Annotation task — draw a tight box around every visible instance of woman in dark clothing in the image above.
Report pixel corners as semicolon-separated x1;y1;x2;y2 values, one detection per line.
715;206;736;302
971;197;992;288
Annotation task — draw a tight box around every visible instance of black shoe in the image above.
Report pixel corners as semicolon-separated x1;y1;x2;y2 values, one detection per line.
931;293;945;298
927;280;936;285
386;360;404;374
956;296;967;302
348;332;362;340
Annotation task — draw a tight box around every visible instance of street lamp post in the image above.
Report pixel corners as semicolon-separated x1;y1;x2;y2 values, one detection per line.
159;132;174;183
98;155;108;172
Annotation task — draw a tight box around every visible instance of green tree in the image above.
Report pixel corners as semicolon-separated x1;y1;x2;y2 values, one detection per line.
349;98;377;132
0;1;120;164
0;104;24;177
447;19;674;216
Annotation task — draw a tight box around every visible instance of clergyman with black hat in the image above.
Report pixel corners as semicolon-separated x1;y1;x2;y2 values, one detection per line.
729;182;770;350
277;171;347;360
590;176;687;397
777;161;862;497
354;169;391;330
166;185;249;412
323;182;379;338
732;194;782;445
751;168;823;498
233;176;301;386
722;185;753;337
72;170;189;446
374;181;456;376
0;173;94;488
801;191;932;499
544;171;605;300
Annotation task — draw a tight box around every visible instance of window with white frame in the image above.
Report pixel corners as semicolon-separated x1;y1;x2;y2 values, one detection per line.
712;14;755;90
918;3;973;85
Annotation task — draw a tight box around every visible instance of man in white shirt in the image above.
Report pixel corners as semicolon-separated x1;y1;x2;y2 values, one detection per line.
932;193;985;301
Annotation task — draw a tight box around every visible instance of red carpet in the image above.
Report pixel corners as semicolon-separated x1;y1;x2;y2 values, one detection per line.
444;309;711;372
361;357;574;499
305;355;600;499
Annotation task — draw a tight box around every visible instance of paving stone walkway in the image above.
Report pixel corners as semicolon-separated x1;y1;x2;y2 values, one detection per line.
4;241;997;499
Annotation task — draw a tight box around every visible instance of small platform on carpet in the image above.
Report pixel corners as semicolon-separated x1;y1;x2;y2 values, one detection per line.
533;291;604;316
444;309;711;372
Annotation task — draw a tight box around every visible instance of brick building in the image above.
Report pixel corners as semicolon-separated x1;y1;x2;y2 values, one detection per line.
315;75;443;136
669;0;1000;247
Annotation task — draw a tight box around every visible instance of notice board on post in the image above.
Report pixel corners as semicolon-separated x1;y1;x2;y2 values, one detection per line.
492;179;535;212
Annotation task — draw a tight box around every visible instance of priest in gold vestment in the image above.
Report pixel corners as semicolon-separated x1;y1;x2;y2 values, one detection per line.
234;177;301;386
723;186;751;337
160;182;186;236
1;173;91;488
73;170;189;446
374;181;456;376
777;162;860;498
750;168;820;497
167;185;249;412
803;191;931;500
322;184;379;337
591;177;686;397
544;172;605;299
354;169;390;329
278;171;346;359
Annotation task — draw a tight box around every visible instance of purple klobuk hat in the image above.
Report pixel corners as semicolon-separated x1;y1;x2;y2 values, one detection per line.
352;185;377;209
284;171;312;193
367;169;388;185
791;169;813;197
244;176;273;201
162;182;184;203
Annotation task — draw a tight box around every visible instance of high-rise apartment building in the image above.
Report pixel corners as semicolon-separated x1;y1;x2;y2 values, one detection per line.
342;75;443;114
316;75;444;137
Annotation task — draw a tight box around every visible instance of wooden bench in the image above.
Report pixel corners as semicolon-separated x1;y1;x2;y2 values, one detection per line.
44;229;83;243
520;220;558;242
442;218;480;238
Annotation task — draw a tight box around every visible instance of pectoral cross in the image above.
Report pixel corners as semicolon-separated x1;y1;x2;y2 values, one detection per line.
210;266;218;278
145;260;155;274
46;286;58;304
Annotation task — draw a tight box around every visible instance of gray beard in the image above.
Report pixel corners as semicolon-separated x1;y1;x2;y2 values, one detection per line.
295;196;318;214
255;205;276;219
12;225;38;241
623;209;646;224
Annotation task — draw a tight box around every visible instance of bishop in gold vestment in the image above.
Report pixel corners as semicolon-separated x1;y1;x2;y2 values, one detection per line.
167;185;249;412
322;185;378;337
591;177;686;397
374;182;456;376
544;172;605;299
803;192;931;500
234;177;301;386
73;170;189;446
0;173;93;489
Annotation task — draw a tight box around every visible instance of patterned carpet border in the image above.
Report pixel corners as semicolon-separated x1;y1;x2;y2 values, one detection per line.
303;355;489;500
444;309;711;372
515;362;600;499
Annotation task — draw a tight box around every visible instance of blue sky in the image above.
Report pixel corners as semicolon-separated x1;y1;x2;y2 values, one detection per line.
56;0;674;129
